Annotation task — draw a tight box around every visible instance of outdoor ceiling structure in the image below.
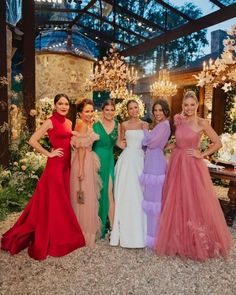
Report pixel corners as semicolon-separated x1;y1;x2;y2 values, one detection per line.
34;0;236;56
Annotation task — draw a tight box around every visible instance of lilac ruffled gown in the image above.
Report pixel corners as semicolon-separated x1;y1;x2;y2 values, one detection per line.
139;120;170;247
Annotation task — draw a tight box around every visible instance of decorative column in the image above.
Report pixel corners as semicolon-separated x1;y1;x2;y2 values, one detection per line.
22;0;36;132
212;87;226;135
0;0;10;167
198;86;205;118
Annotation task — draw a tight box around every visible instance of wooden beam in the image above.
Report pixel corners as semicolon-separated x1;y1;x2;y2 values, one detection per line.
154;0;192;21
22;0;36;132
77;23;130;47
36;22;131;47
121;3;236;56
212;87;226;135
103;0;165;31
85;11;148;41
0;0;10;167
35;6;148;41
82;33;111;48
69;0;97;28
209;0;225;9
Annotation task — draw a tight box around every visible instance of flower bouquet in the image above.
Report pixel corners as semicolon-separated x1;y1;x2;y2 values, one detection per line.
215;133;236;168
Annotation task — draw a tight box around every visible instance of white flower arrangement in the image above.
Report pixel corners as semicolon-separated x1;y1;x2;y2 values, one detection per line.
10;104;25;140
0;76;8;88
194;24;236;92
115;94;145;121
20;151;47;172
14;73;23;83
217;133;236;163
36;97;54;129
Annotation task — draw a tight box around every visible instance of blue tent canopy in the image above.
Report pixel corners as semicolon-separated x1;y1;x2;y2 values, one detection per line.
35;27;98;59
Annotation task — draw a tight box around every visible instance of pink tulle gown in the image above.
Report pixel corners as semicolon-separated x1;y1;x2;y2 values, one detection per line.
70;128;101;247
155;114;232;261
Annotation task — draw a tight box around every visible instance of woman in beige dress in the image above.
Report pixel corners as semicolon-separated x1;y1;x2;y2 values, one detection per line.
70;99;101;247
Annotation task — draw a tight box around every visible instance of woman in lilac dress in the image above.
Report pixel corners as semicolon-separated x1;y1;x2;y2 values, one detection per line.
139;99;171;248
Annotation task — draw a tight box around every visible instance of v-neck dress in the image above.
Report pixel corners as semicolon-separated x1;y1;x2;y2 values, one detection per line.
93;120;118;238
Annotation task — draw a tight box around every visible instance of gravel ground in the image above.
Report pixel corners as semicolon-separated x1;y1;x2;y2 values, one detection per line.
0;186;235;295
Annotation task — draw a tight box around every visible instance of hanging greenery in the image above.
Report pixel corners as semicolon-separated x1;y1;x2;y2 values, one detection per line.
224;89;236;133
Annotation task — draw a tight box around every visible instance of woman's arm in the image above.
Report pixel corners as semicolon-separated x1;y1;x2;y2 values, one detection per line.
76;123;87;180
143;122;170;149
116;122;126;149
200;119;222;157
186;119;222;159
142;121;149;130
28;119;63;158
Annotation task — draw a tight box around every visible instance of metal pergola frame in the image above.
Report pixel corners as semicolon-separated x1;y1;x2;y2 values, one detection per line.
34;0;236;56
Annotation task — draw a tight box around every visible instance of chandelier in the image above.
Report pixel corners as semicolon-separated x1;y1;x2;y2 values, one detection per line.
194;25;236;93
88;43;138;100
150;69;177;98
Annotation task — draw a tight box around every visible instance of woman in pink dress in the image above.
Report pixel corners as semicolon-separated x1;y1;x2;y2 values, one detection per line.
70;99;101;247
155;91;231;261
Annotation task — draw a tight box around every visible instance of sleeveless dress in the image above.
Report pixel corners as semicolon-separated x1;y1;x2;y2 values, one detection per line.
93;120;118;238
1;112;85;260
139;120;171;248
110;130;147;248
155;114;232;261
70;128;101;247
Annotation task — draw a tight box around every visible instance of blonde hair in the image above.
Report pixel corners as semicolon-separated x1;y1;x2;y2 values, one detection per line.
183;90;198;103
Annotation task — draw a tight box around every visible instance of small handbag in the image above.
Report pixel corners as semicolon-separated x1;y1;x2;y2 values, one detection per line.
77;180;85;204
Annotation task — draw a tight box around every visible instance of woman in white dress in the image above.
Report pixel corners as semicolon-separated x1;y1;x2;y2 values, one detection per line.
110;100;148;248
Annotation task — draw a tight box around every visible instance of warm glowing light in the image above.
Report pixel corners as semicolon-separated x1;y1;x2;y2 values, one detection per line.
150;69;177;98
88;43;138;100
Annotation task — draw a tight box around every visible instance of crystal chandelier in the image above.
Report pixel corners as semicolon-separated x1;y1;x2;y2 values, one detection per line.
150;69;177;98
88;43;138;100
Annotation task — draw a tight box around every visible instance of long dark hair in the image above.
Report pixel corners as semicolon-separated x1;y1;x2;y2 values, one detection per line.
102;99;115;110
152;99;170;118
77;98;94;113
150;99;170;129
54;93;70;104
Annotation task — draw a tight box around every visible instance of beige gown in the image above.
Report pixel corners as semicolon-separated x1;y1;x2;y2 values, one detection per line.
70;128;101;247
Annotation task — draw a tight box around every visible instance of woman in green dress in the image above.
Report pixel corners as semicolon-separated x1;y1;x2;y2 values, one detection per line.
93;100;124;239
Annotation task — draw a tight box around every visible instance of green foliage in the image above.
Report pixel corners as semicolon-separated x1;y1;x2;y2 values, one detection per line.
0;132;46;220
0;186;30;221
224;89;236;134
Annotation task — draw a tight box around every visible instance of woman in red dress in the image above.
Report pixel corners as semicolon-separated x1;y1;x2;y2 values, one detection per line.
1;94;85;260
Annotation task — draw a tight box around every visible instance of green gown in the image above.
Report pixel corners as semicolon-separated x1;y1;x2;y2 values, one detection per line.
93;120;118;238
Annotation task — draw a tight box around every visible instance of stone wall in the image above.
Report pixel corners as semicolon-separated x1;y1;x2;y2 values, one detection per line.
36;52;94;103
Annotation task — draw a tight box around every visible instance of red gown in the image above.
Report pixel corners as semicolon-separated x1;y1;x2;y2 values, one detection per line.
1;112;85;260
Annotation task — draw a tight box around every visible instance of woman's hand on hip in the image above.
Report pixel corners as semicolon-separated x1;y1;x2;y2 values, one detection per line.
186;148;202;159
48;148;64;158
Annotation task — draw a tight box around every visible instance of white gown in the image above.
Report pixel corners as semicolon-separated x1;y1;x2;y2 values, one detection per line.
110;130;147;248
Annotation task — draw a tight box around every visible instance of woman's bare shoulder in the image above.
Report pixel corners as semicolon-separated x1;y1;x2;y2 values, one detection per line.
75;120;88;133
